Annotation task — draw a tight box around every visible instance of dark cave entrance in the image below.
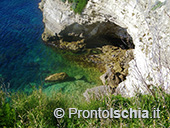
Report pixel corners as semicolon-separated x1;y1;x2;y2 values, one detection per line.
58;21;135;50
85;35;134;49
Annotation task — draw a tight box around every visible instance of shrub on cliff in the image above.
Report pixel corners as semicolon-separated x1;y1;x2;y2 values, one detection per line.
73;0;88;14
62;0;89;14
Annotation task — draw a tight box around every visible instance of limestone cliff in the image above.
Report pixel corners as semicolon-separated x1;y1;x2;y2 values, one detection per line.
39;0;170;97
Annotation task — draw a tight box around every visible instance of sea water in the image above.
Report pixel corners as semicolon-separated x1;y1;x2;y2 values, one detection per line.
0;0;102;94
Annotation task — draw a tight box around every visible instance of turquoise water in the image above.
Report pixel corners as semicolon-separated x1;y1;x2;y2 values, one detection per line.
0;0;102;93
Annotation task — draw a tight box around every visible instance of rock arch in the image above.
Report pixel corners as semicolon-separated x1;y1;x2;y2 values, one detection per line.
39;0;170;96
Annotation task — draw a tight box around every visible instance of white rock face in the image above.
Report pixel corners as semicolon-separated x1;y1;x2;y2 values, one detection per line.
39;0;170;97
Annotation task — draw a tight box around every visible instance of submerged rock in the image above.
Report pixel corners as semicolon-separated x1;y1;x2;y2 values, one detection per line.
45;72;68;82
74;75;84;80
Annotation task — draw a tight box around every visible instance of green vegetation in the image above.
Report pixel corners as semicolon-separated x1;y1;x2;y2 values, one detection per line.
151;1;164;11
0;90;16;127
62;0;89;14
0;86;170;127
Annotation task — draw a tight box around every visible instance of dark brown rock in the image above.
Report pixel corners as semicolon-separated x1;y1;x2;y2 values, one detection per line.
59;39;86;52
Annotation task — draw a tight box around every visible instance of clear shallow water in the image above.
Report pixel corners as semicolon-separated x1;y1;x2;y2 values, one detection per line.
0;0;102;93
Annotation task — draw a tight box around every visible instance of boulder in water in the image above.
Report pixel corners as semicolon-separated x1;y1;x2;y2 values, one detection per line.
45;72;68;82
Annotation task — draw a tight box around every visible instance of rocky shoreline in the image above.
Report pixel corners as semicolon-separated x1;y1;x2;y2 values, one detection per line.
39;0;135;95
39;0;170;97
42;30;134;96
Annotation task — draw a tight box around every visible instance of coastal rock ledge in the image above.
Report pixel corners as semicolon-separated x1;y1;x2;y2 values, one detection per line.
39;0;170;97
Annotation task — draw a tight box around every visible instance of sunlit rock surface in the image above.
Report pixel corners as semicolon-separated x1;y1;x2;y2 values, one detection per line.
45;72;68;82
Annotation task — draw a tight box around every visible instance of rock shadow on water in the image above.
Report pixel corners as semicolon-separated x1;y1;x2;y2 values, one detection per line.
44;73;89;87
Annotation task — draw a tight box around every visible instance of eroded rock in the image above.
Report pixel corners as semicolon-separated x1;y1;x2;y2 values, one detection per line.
83;85;112;102
59;39;86;52
87;45;134;89
50;39;86;52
